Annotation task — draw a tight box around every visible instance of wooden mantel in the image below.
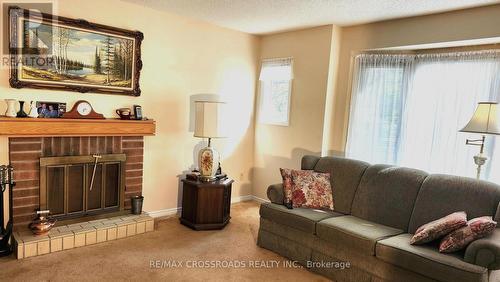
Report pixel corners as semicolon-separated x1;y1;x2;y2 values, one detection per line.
0;116;156;137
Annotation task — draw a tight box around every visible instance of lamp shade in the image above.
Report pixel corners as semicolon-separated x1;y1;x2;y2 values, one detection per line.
460;102;500;135
194;101;225;138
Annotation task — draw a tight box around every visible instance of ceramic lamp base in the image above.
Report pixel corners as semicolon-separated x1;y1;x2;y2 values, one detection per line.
198;145;219;182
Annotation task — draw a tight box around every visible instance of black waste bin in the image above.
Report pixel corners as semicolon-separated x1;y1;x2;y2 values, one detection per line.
131;195;144;215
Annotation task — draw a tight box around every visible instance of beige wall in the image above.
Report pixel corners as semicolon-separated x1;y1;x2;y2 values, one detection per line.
2;1;500;212
252;25;334;199
252;4;500;199
0;0;259;214
327;4;500;155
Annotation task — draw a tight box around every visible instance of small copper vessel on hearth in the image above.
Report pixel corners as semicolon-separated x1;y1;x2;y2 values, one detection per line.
29;210;56;236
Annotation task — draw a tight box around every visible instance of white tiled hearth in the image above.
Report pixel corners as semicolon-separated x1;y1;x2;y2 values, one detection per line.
13;214;154;259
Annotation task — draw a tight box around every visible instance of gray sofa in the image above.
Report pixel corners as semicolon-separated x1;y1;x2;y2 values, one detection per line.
257;155;500;282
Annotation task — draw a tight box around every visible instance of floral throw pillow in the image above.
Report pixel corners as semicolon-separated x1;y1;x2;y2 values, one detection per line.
290;170;334;211
279;168;293;208
439;216;497;253
410;211;467;245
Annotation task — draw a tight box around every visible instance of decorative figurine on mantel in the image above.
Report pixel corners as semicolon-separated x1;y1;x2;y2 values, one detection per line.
28;101;38;118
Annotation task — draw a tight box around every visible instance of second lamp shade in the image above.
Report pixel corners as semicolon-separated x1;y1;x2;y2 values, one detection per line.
460;102;500;135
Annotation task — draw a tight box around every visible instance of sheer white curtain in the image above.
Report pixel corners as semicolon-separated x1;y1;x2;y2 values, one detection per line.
346;54;414;164
400;51;500;179
346;50;500;181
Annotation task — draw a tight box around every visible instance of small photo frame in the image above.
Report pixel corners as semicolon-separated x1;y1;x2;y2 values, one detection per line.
36;101;67;118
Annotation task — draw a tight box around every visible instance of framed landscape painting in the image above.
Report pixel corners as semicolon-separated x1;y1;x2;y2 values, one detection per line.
9;7;143;96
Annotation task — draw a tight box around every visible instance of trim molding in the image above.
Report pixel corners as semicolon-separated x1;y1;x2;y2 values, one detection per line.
251;195;270;203
146;207;181;218
230;195;253;203
145;195;269;218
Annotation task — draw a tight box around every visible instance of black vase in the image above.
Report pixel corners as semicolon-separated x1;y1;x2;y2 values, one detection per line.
16;101;27;118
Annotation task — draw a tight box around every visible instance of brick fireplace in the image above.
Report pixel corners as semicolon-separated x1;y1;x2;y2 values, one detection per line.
9;136;144;228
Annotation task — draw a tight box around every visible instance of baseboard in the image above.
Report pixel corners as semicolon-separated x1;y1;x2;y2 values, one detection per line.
146;207;182;218
230;195;253;203
146;195;269;218
251;195;270;203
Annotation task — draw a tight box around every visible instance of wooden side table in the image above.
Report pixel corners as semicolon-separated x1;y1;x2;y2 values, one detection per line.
180;178;233;230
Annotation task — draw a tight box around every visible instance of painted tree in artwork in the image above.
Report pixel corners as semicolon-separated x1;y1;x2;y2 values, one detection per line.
119;39;134;80
94;46;102;74
52;26;73;74
100;36;115;83
112;47;123;77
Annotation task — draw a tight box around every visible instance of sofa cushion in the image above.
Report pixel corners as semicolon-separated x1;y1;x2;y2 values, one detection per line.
291;170;333;210
351;165;428;231
259;202;342;234
410;211;467;245
440;216;497;253
313;156;370;214
376;233;488;282
316;215;403;255
279;168;294;204
408;174;500;234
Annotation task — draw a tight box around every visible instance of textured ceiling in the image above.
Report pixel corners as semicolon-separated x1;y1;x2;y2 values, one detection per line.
123;0;500;34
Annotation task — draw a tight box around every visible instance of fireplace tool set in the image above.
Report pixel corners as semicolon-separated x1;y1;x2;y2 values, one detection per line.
0;165;14;257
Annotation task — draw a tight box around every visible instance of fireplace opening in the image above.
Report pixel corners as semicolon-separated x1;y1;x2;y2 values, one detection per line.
39;154;126;221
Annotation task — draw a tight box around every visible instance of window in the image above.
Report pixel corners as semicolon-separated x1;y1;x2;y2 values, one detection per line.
347;55;412;164
346;51;500;181
258;57;293;125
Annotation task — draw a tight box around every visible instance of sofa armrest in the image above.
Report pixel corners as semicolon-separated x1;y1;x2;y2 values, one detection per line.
464;228;500;270
266;183;284;205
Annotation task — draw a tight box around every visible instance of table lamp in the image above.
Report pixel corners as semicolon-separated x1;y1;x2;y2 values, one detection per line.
460;102;500;179
194;101;226;182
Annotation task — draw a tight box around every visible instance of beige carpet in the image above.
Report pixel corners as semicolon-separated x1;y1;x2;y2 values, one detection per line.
0;201;328;281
